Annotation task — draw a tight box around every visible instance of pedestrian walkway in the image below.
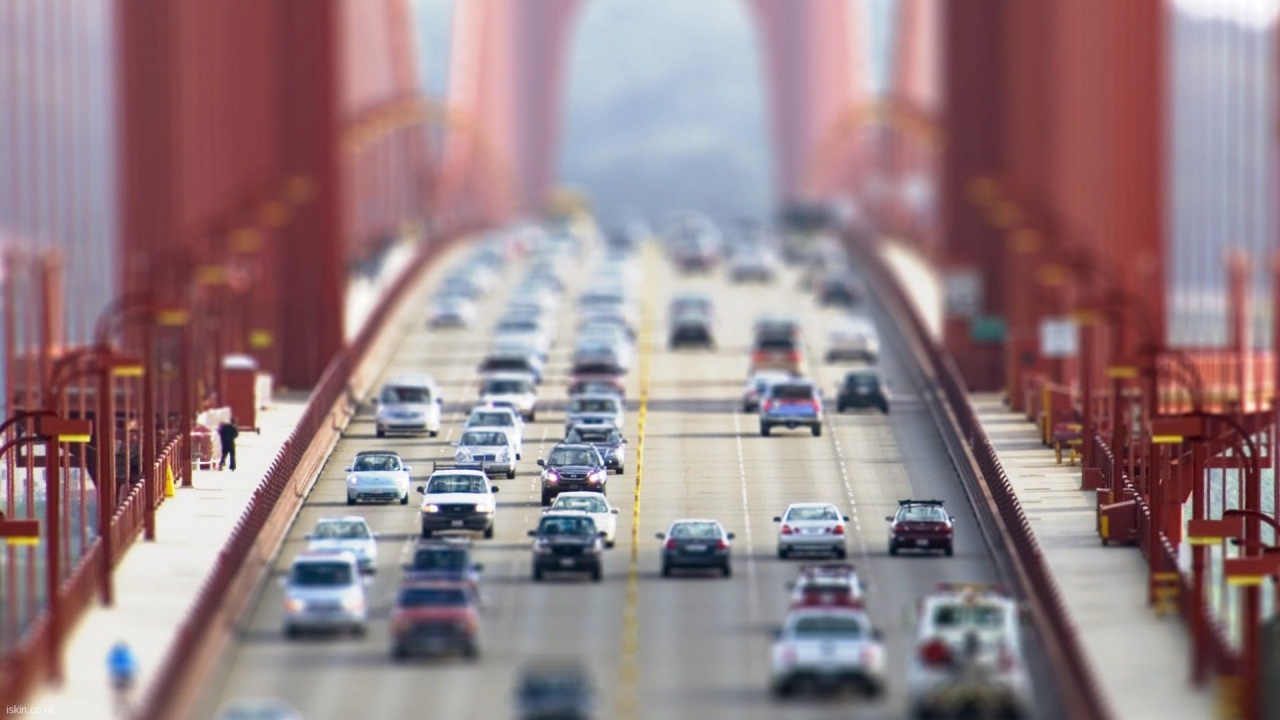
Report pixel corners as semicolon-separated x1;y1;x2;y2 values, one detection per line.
973;394;1216;720
32;397;306;719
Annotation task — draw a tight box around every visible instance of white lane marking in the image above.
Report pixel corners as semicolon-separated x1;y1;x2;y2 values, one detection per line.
828;424;870;559
731;409;762;622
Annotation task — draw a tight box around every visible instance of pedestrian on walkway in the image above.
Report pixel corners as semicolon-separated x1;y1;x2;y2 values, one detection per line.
107;640;137;717
218;418;240;471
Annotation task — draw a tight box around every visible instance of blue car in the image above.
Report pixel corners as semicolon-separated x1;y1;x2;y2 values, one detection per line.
759;379;824;437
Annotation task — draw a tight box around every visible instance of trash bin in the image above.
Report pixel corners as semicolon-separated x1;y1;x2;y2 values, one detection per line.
222;354;260;432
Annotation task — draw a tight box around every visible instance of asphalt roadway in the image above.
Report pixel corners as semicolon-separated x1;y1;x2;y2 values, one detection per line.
199;237;1053;720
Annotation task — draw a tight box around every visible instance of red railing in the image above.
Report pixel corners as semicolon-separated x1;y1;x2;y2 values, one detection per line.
844;227;1112;720
136;224;476;720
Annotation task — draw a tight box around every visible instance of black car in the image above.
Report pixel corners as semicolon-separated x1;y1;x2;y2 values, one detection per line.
836;369;890;414
404;539;484;590
515;662;596;720
669;311;715;349
537;444;609;505
818;272;865;307
565;425;627;474
656;519;735;578
528;512;606;582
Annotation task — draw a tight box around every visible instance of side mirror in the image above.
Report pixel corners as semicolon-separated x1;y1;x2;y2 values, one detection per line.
526;530;538;537
473;563;484;572
598;531;608;538
622;438;628;444
403;466;412;473
654;532;665;540
872;628;884;641
611;508;620;515
843;516;851;522
726;532;736;540
772;516;782;523
363;576;374;586
536;459;546;467
304;534;313;540
370;397;379;406
490;486;500;493
784;581;795;590
372;532;380;539
773;628;783;640
884;516;894;522
436;398;443;404
949;516;956;522
416;486;426;494
343;467;352;473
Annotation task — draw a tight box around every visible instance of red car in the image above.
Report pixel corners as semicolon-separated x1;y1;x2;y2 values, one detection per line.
390;580;481;660
788;563;866;609
886;500;955;556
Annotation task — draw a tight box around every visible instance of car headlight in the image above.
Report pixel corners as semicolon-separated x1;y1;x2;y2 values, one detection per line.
498;447;510;461
284;598;305;613
347;475;358;485
534;540;552;553
455;448;472;461
341;596;365;612
423;504;441;513
588;469;606;483
544;469;559;483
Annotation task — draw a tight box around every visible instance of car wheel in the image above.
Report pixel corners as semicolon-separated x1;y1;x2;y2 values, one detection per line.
834;546;847;559
777;547;788;560
772;680;795;698
284;626;299;639
506;468;516;480
722;563;732;578
591;566;602;583
944;543;954;557
760;423;771;437
391;644;408;661
429;430;439;438
661;563;671;578
351;625;366;639
837;403;847;413
484;524;494;539
742;403;751;413
346;496;356;506
376;428;386;438
811;424;822;437
541;492;552;507
881;403;890;415
462;643;480;660
399;493;408;505
421;527;433;539
532;566;544;582
529;411;536;422
888;541;898;556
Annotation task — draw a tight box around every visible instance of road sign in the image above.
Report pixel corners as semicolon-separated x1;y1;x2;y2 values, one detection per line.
1039;317;1078;357
970;316;1006;343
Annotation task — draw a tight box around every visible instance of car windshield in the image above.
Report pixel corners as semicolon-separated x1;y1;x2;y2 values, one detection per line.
788;506;840;522
461;431;507;446
791;614;866;637
554;496;609;513
469;412;513;427
932;603;1006;630
519;672;590;701
398;587;470;607
411;547;469;572
352;454;399;472
426;475;488;493
382;386;431;403
573;382;616;395
497;321;538;333
772;384;814;400
483;358;529;371
757;338;796;351
539;516;597;536
312;521;370;540
846;374;880;390
571;398;618;413
291;562;353;587
670;522;720;539
900;506;947;522
548;448;599;466
485;380;531;394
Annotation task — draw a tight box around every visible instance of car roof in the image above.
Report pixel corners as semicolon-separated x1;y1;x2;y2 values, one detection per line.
899;499;945;507
384;374;436;387
293;551;358;564
669;518;723;526
315;516;370;526
353;449;401;458
786;502;839;509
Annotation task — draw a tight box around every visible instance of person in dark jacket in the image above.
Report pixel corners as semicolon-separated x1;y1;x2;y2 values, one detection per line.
217;419;240;471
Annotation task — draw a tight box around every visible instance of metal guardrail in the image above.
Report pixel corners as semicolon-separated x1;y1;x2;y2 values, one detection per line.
136;225;475;720
843;228;1113;720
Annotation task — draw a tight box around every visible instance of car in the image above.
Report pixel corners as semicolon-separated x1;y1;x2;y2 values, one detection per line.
759;378;824;437
836;368;891;413
669;293;714;322
906;584;1032;719
577;310;637;342
403;538;483;593
281;551;367;637
537;444;609;505
548;491;619;547
728;248;777;282
479;373;538;421
390;580;481;660
464;406;525;458
564;424;627;474
343;450;412;505
568;374;626;401
818;272;866;307
749;334;807;376
571;341;632;375
417;464;500;539
770;607;885;698
427;296;477;329
888;500;956;556
788;563;867;609
564;394;625;433
480;348;545;384
825;316;881;363
306;516;378;573
374;374;442;438
752;315;803;343
216;699;305;720
774;503;850;559
656;519;734;577
528;511;607;582
668;311;715;349
454;428;519;479
741;370;794;413
514;662;596;720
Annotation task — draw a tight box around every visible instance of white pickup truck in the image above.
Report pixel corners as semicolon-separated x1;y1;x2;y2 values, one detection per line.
769;607;885;698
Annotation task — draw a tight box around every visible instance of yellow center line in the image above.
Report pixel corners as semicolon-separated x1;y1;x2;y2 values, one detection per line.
615;241;657;720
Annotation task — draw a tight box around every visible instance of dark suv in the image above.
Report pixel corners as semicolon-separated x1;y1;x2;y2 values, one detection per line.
669;311;715;349
537;444;609;505
528;512;606;582
836;369;890;414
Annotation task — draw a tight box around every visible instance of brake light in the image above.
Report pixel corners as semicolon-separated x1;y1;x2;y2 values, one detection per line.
919;638;952;667
786;351;800;361
751;351;767;364
893;523;905;533
665;539;677;551
715;539;729;551
781;525;794;535
831;524;845;535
